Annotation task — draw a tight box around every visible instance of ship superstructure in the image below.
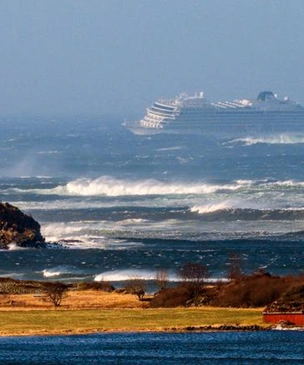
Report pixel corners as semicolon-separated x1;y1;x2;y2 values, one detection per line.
126;91;304;138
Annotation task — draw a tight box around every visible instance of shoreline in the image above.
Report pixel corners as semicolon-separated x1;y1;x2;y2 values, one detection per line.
0;321;271;338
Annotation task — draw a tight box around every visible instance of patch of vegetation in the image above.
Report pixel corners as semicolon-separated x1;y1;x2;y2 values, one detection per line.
43;282;69;307
125;276;146;301
73;281;114;292
0;307;266;336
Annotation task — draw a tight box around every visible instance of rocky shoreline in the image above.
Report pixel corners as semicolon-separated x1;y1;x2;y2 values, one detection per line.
181;324;268;332
0;202;45;249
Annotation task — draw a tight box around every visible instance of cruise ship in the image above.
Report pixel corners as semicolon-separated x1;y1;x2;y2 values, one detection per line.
125;91;304;138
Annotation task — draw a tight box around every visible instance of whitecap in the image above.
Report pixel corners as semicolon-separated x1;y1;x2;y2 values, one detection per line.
7;243;28;251
61;176;244;197
226;135;304;146
42;266;76;278
191;202;232;214
94;269;229;283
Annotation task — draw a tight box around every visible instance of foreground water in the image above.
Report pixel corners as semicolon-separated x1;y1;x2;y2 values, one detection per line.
1;331;304;364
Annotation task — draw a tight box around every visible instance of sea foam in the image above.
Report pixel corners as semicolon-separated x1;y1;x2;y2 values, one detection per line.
226;135;304;146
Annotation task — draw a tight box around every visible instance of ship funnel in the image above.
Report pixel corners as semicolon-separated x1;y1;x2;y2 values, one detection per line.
199;92;204;98
257;91;275;101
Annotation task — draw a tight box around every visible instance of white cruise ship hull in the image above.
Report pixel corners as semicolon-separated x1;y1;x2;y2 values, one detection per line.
126;91;304;139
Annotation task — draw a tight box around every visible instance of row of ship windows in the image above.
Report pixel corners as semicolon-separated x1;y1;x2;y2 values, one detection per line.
141;122;303;130
152;103;175;111
147;110;304;117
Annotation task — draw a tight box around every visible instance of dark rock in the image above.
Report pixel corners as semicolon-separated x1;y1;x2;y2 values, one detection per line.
0;202;45;249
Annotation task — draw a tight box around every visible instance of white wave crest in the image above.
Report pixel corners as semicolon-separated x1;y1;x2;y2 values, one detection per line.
7;243;28;251
268;180;304;188
94;269;228;283
191;201;232;214
42;223;85;242
94;269;158;282
41;222;145;250
42;266;75;278
61;177;243;197
227;135;304;146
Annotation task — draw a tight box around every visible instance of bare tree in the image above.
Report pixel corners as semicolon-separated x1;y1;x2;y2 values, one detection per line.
125;276;146;301
155;270;169;292
43;282;69;307
227;252;243;281
179;262;209;301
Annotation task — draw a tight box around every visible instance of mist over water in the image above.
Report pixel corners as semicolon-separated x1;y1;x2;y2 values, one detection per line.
1;116;304;283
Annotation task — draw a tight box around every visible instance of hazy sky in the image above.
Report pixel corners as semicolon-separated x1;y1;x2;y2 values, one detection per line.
1;0;304;116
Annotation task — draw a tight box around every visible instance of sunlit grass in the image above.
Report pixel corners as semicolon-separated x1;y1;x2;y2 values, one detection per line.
0;307;266;336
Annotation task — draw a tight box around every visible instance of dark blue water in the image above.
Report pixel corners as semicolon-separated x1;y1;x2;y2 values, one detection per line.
0;331;304;364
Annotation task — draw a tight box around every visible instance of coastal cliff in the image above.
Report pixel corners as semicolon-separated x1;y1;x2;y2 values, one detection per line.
0;202;45;249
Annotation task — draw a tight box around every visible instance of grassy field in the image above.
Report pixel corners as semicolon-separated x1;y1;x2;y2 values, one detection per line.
0;307;267;336
0;290;268;336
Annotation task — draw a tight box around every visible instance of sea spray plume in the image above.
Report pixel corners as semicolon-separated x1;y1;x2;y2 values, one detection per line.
42;222;84;239
94;269;157;282
42;266;76;278
191;201;232;214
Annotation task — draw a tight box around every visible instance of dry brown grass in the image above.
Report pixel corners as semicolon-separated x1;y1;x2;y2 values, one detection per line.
0;289;267;336
0;290;150;311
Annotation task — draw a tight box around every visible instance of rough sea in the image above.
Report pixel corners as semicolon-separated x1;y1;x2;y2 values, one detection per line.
1;115;304;284
1;115;304;361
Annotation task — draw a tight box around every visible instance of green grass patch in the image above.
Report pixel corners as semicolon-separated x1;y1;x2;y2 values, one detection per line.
0;307;266;336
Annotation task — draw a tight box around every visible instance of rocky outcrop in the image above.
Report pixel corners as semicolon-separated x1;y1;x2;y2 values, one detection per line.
0;202;45;249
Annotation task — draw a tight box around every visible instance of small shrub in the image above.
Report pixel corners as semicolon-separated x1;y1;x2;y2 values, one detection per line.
155;270;169;292
227;252;244;281
125;276;146;301
43;282;69;307
74;281;114;292
150;287;190;308
179;262;209;302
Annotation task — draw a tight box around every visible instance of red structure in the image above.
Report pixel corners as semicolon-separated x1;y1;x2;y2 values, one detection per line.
263;312;304;326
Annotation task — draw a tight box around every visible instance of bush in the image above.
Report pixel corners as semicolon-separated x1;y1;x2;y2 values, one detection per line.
125;276;146;301
43;282;69;307
74;281;115;292
179;262;209;301
150;287;191;308
227;252;244;281
155;270;169;292
210;273;302;308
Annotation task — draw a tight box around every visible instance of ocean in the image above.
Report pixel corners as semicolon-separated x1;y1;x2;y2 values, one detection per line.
1;115;304;284
1;331;304;364
2;115;304;360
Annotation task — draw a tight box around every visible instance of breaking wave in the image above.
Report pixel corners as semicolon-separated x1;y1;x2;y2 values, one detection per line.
8;177;244;197
94;269;158;282
226;135;304;146
42;266;77;278
192;207;304;221
94;269;228;283
62;177;243;196
9;177;304;198
191;201;232;214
